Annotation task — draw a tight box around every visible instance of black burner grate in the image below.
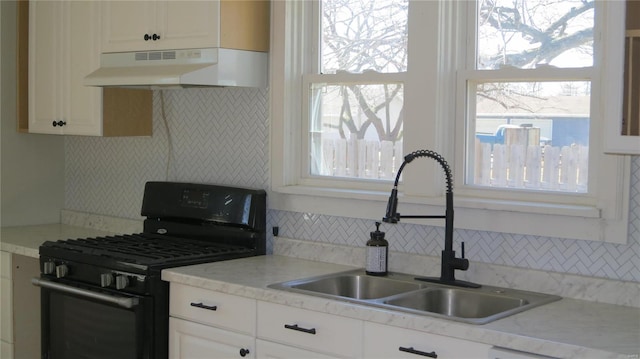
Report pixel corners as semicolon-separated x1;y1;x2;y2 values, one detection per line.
45;233;254;266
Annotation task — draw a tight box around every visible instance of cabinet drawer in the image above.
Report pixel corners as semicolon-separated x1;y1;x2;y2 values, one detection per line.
364;322;491;359
257;301;362;358
170;283;256;335
169;317;254;359
256;339;338;359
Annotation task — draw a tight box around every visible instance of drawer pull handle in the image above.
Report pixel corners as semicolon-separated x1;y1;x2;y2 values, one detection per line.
284;323;316;335
190;302;217;311
399;346;438;358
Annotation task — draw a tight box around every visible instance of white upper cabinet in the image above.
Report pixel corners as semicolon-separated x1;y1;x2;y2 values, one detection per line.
27;1;151;137
101;1;270;54
29;1;102;135
101;1;220;53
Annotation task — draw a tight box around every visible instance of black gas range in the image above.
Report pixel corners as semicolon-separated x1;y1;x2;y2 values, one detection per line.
34;181;266;359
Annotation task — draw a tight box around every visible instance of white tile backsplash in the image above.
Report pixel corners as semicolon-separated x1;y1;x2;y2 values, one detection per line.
65;88;640;283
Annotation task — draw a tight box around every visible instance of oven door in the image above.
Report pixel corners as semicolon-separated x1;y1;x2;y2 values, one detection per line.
34;277;153;359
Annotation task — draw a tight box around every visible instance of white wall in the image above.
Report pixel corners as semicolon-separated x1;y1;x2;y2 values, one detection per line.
0;1;64;227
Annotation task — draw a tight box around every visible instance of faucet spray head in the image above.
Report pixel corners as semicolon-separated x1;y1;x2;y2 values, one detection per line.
382;188;399;223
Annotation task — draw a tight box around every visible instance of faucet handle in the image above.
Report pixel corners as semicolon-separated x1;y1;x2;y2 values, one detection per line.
461;242;465;259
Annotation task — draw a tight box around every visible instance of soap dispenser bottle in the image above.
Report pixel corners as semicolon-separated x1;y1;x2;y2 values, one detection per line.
366;222;388;276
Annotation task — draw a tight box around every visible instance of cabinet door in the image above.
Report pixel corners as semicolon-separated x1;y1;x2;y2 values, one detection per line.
256;339;338;359
29;1;103;135
363;322;491;359
28;0;63;134
102;1;219;53
65;1;103;136
101;1;156;53
169;318;254;359
11;255;41;359
157;1;220;50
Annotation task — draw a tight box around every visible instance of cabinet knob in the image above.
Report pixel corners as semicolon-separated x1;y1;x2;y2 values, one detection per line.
144;34;161;41
52;120;66;127
239;348;250;357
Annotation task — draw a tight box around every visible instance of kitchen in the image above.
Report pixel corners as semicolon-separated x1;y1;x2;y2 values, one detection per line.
1;0;639;358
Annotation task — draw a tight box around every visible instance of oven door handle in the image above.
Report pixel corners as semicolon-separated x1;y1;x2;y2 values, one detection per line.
32;277;140;309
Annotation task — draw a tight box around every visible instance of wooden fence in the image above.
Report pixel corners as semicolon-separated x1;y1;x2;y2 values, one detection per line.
319;136;403;180
318;136;588;193
474;139;588;192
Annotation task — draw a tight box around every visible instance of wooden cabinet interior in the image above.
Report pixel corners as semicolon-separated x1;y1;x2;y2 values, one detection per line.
16;0;152;136
102;89;153;137
220;0;270;52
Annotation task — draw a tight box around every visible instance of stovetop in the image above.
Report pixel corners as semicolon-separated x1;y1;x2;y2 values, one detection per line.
40;233;256;269
38;182;266;293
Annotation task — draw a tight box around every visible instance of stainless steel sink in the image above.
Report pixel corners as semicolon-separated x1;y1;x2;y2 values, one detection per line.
274;272;428;300
268;269;561;324
383;288;528;320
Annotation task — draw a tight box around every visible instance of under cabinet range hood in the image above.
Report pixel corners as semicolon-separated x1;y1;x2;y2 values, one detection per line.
84;48;268;88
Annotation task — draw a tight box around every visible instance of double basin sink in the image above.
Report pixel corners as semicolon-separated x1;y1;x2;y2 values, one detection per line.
268;269;561;324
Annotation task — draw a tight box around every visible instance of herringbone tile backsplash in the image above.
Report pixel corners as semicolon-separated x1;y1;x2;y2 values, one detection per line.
65;88;640;282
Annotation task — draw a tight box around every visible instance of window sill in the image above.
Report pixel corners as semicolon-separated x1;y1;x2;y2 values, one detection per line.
269;184;628;244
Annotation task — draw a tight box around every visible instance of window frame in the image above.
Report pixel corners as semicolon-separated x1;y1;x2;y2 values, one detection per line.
269;0;631;244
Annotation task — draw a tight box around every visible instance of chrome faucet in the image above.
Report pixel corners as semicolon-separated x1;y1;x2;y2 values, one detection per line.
382;149;480;288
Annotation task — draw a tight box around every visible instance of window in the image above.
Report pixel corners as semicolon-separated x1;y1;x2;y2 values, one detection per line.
463;0;594;193
270;0;630;244
306;0;407;182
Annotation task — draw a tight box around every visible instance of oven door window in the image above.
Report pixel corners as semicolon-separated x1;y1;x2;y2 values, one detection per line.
42;285;150;359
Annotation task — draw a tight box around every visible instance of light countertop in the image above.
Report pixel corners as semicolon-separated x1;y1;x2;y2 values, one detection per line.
0;223;115;258
162;255;640;359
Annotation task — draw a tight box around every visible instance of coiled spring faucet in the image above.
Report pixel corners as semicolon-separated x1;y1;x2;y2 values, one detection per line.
382;149;480;288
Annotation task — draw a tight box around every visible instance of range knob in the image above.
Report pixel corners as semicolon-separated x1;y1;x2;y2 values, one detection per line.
115;275;129;290
100;273;114;287
43;261;56;275
55;264;69;278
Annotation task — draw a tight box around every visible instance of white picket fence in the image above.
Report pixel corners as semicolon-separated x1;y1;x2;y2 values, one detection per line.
318;135;588;192
474;140;588;192
319;135;403;179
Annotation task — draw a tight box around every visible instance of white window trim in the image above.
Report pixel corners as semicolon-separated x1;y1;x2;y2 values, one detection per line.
269;0;631;244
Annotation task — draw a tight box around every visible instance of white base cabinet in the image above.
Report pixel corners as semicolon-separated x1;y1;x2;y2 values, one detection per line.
1;253;41;359
168;282;534;359
363;322;491;359
168;283;256;359
0;252;13;359
170;318;254;359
